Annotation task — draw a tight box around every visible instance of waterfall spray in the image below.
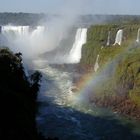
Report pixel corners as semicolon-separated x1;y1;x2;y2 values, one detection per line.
0;26;87;64
136;28;140;43
94;54;100;72
0;25;48;58
113;29;123;46
106;31;111;46
68;28;87;63
1;26;30;39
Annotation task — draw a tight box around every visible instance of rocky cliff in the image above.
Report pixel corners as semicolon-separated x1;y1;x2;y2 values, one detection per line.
80;23;140;119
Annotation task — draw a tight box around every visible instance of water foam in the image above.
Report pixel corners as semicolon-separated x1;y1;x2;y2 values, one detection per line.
68;28;87;63
0;25;47;57
136;28;140;43
113;29;123;46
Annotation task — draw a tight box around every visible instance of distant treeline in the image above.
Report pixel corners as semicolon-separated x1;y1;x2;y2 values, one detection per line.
0;12;47;25
0;13;140;26
79;15;140;26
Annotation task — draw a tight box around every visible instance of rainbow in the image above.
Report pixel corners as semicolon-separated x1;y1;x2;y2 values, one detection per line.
72;44;135;104
72;62;111;103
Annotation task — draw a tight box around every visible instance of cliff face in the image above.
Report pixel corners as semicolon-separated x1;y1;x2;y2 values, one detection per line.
80;24;140;119
81;24;139;65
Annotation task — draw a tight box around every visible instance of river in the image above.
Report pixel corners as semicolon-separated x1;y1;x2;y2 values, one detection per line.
34;62;140;140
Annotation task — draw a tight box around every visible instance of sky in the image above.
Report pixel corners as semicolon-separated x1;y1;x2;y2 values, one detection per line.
0;0;140;15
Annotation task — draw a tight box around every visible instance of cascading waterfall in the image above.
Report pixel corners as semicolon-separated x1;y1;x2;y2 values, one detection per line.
68;28;87;63
1;25;46;39
136;28;140;43
42;28;87;64
106;31;111;46
0;26;87;64
30;26;47;53
1;26;29;47
0;25;47;57
1;25;30;37
31;26;45;38
94;54;100;72
113;29;123;46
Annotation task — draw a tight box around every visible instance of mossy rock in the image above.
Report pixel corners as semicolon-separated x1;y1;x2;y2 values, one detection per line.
81;24;140;65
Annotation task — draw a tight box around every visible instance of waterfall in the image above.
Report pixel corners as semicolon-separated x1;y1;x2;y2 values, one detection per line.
106;31;111;46
68;28;87;63
1;25;30;37
136;28;140;43
1;25;46;39
0;25;47;57
0;26;87;63
0;26;2;33
31;26;45;38
30;26;46;52
113;29;123;46
94;54;100;72
38;28;87;64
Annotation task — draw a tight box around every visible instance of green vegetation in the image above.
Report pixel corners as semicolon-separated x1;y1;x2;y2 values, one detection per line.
81;24;118;65
81;24;140;119
0;47;46;140
0;13;46;25
1;13;140;26
81;24;139;65
116;46;140;101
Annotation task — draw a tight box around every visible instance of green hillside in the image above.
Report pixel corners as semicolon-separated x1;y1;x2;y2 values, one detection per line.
80;24;140;119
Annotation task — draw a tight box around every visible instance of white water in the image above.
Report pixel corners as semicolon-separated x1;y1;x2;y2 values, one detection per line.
0;25;48;57
40;28;87;64
136;28;140;43
106;31;111;46
35;62;109;139
35;64;84;139
1;25;46;38
0;26;87;64
34;58;140;140
113;29;123;46
1;26;30;37
94;54;100;72
68;28;87;63
38;66;73;105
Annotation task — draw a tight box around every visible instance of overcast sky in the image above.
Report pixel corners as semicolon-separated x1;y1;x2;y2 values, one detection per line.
0;0;140;15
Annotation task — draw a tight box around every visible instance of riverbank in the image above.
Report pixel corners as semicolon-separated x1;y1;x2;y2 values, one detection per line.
91;95;140;120
37;63;140;140
75;23;140;121
73;65;140;121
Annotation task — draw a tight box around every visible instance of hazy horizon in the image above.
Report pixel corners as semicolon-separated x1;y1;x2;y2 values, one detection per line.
0;0;140;15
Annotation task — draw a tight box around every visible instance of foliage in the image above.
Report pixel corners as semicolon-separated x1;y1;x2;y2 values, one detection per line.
0;48;45;140
1;13;140;26
81;23;140;115
0;12;46;25
81;24;139;65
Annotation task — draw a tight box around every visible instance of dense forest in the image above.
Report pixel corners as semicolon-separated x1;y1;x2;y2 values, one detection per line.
0;13;47;25
0;13;140;26
0;47;56;140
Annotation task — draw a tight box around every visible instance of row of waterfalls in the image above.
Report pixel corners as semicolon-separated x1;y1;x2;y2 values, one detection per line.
107;28;140;46
0;25;87;64
0;25;140;73
0;25;140;56
95;28;140;72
